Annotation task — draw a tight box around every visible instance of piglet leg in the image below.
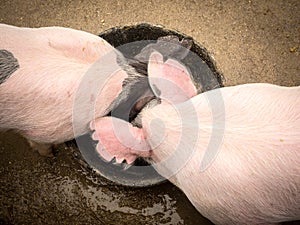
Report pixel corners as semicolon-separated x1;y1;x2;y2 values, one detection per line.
27;140;54;157
90;117;152;164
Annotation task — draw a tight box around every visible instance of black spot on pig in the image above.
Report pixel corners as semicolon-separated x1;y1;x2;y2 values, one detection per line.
108;55;157;122
0;49;19;85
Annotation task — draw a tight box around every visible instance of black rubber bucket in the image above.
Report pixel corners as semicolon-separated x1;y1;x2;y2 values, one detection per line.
71;23;224;187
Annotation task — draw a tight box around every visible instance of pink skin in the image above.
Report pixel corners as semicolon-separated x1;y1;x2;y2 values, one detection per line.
0;23;127;146
91;117;152;164
147;51;197;104
92;52;300;224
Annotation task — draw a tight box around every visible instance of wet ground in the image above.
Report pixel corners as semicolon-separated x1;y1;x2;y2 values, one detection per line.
0;132;213;225
0;0;300;224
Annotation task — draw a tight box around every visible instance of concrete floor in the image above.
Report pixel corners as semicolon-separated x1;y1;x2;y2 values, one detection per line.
0;0;299;224
1;0;299;86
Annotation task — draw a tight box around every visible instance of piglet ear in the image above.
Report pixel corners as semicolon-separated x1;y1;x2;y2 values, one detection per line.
46;27;114;64
148;51;197;104
91;117;152;164
147;51;164;97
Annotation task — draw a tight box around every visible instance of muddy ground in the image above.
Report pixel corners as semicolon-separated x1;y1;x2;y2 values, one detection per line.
0;0;299;224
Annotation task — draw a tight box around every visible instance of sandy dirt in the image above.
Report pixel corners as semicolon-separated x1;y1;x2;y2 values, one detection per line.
0;0;299;224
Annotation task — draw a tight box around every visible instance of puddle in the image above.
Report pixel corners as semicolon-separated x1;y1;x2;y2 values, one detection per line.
0;131;213;224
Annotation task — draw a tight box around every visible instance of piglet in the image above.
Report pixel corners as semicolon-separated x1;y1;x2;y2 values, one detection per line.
0;24;193;155
91;52;300;224
0;23;133;155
